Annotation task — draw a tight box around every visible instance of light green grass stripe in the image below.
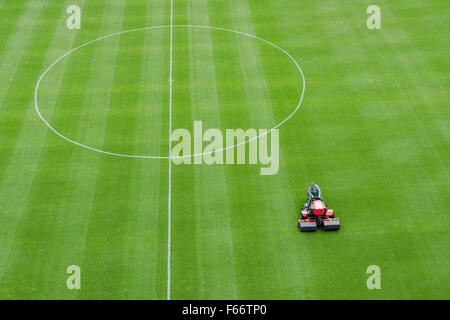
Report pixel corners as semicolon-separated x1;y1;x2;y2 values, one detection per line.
0;0;80;298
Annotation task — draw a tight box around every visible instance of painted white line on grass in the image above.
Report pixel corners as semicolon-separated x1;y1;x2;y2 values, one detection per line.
167;0;174;301
34;25;306;160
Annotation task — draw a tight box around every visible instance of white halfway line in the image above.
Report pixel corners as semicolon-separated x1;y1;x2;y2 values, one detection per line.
167;0;174;301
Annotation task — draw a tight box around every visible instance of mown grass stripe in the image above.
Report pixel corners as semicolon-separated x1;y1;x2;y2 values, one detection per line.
0;0;81;298
122;0;167;299
348;1;448;297
221;0;290;299
7;0;125;300
245;0;314;299
0;0;47;185
170;0;198;299
66;0;128;299
185;0;237;299
208;0;263;299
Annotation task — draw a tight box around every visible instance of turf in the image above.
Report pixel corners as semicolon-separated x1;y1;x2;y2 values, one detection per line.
0;0;448;299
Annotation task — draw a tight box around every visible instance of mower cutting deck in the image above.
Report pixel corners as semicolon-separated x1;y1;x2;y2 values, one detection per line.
298;200;340;232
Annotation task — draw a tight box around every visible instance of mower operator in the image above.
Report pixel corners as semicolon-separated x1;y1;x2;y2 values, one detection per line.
307;182;323;207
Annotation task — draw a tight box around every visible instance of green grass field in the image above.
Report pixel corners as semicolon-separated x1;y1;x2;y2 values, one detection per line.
0;0;448;299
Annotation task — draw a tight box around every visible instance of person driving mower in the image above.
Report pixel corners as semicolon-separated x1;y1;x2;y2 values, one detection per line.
306;182;323;207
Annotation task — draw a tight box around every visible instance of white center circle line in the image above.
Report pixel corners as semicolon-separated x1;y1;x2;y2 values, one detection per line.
34;25;306;159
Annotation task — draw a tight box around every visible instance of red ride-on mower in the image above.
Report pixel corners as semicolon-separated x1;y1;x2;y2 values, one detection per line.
298;200;341;232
